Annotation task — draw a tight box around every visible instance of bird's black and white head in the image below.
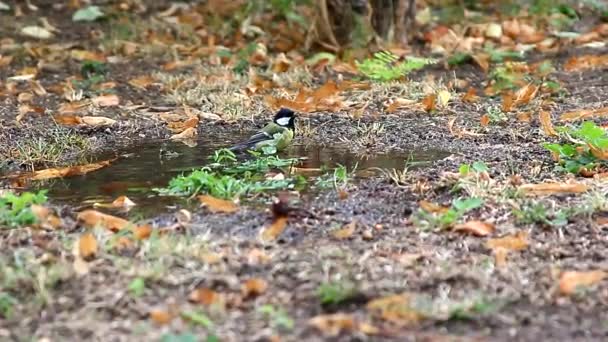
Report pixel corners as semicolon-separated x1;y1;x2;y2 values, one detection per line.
273;108;296;130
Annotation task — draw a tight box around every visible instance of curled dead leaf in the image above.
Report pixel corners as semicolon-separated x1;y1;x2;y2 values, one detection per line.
81;116;117;127
133;225;152;240
241;278;268;299
485;231;529;251
112;195;136;208
16;160;113;181
189;287;220;305
91;94;120;107
149;309;173;325
559;270;606;296
519;182;588;196
539;111;557;137
198;195;238;213
77;209;130;232
331;221;356;240
78;233;98;261
261;216;288;241
453;220;495;237
309;313;356;337
170;127;197;140
367;293;423;325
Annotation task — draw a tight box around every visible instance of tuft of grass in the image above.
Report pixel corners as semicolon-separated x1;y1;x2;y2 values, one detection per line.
10;129;90;169
315;164;352;190
513;202;570;227
0;191;47;228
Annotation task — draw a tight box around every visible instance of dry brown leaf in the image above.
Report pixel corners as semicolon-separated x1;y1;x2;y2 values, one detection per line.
271;53;291;73
386;98;417;113
559;270;606;295
308;313;356;337
331;221;356;240
167;116;199;133
453;220;495;237
261;216;288;241
112;195;136;208
564;55;608;72
198;195;238;213
149;309;173;325
91;94;120;107
189;287;220;305
559;107;608;122
461;87;479;103
22;160;113;181
421;94;436;112
77;210;130;232
419;200;449;214
539;111;557;136
367;293;423;325
78;233;98;261
200;252;223;265
241;278;268;298
71;49;106;62
57;101;89;115
480;114;490;127
519;182;588;196
501;92;514;112
128;75;156;89
133;225;152;240
485;231;529;251
170;127;197;140
81;116;117;127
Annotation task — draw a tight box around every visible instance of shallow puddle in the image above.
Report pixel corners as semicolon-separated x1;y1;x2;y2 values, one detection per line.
37;137;449;216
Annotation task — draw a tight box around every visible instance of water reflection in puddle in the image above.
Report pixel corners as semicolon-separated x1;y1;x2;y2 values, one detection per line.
40;138;449;216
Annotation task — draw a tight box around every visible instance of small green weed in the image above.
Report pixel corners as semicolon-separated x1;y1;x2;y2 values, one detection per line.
0;292;17;318
356;51;436;82
0;191;47;228
513;202;571;227
317;281;357;305
128;277;145;297
258;304;294;331
413;197;484;229
544;121;608;174
315;164;352;190
181;310;214;329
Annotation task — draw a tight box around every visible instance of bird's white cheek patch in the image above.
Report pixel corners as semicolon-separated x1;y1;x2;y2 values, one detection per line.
276;117;291;126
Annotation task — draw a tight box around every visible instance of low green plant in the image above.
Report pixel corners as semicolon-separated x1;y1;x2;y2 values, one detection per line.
181;310;214;329
513;202;570;227
128;277;145;297
0;292;17;318
317;281;357;305
356;51;436;82
160;168;293;199
459;161;489;176
258;304;294;331
544;121;608;174
315;164;352;190
414;197;484;229
0;191;48;228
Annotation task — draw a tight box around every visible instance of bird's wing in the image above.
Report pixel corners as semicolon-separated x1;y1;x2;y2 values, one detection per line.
229;131;273;151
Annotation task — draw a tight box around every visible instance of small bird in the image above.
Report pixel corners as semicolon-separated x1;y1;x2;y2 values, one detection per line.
229;108;296;153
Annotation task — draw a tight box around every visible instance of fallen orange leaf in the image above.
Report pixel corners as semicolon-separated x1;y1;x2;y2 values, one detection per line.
461;87;479;103
128;75;156;89
559;270;606;295
78;233;98;261
367;293;423;325
480;114;490;127
170;127;197;140
198;195;238;213
453;220;495;237
112;195;136;208
91;94;120;107
189;287;220;305
77;210;130;232
309;313;356;337
241;278;268;298
419;200;449;214
559;107;608;122
564;54;608;72
539;111;557;136
261;216;288;241
22;160;113;181
485;231;529;251
421;94;436;112
149;309;173;325
518;182;588;196
80;116;117;127
133;225;152;240
331;221;356;240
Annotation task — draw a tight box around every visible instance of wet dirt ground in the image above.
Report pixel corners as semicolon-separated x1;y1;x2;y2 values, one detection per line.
2;3;608;342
